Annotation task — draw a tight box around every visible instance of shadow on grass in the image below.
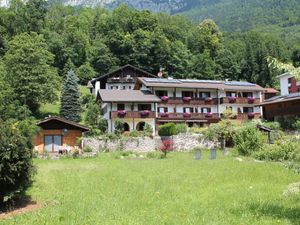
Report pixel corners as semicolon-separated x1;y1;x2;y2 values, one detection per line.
245;201;300;225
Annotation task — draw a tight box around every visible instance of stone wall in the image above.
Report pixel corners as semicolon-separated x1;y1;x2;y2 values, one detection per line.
84;133;214;153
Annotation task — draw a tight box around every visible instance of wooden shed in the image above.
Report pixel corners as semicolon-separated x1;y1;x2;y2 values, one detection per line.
34;117;90;154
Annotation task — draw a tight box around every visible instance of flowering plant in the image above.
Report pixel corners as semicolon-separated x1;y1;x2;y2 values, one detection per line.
205;112;213;118
248;112;255;119
140;110;150;117
117;110;126;117
160;112;169;118
161;96;169;102
183;96;192;102
247;97;255;104
228;96;237;103
205;97;213;102
183;112;191;118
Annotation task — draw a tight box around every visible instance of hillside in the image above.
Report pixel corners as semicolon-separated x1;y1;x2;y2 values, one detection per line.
179;0;300;42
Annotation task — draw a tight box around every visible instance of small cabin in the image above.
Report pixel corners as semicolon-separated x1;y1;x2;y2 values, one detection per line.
34;117;90;154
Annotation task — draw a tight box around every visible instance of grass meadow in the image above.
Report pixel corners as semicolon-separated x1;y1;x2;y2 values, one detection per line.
1;152;300;225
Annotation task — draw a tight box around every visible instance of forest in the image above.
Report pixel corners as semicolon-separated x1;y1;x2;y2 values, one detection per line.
0;0;300;120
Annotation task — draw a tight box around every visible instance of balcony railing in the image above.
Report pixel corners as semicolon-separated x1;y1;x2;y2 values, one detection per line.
221;113;261;120
112;111;156;119
107;77;136;83
157;113;220;120
221;97;260;104
159;97;218;105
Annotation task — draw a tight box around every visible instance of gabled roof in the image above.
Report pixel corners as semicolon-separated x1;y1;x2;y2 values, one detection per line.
258;92;300;106
137;77;265;91
91;64;157;85
97;90;161;103
37;116;90;132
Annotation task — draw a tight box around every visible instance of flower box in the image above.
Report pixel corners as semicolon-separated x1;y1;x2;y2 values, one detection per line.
140;110;150;117
248;112;255;119
160;112;169;118
183;112;191;118
117;110;126;117
228;96;237;103
205;97;213;102
183;97;192;102
247;97;255;104
205;112;213;118
161;96;169;102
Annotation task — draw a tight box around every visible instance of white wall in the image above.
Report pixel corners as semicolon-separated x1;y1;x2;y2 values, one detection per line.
279;73;293;95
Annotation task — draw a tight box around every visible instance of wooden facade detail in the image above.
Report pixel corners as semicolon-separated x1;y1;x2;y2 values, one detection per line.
111;111;156;119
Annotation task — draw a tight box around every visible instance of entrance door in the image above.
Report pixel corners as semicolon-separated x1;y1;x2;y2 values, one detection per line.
44;135;62;152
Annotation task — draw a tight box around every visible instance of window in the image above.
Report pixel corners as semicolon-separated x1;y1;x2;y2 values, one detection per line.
44;135;62;152
110;86;113;90
155;90;168;97
182;91;194;98
138;104;151;111
123;86;126;90
183;107;194;113
129;86;132;89
242;92;253;97
117;104;125;110
199;92;211;98
243;107;253;113
226;92;237;97
158;107;168;113
201;108;211;113
288;77;292;84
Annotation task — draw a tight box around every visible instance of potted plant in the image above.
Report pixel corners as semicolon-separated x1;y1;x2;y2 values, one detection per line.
228;96;237;103
183;96;192;102
161;96;169;102
183;112;191;118
205;112;213;118
117;110;126;117
248;112;255;119
160;112;169;118
140;110;150;117
247;97;255;104
205;97;213;102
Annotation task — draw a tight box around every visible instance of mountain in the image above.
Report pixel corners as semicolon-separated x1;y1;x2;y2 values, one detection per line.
1;0;300;42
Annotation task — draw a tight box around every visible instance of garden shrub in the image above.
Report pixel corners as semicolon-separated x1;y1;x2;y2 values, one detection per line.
159;138;174;158
0;120;37;206
234;124;265;156
261;121;281;130
146;152;162;159
294;119;300;132
114;119;125;134
158;123;177;136
204;120;235;149
83;146;93;153
175;123;188;134
142;123;153;137
129;130;140;137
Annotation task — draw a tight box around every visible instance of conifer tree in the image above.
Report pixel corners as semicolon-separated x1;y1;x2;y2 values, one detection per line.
60;70;81;122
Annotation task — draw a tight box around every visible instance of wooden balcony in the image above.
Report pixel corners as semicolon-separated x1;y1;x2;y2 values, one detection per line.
157;113;220;120
221;97;260;104
111;111;156;119
160;97;218;105
221;113;261;120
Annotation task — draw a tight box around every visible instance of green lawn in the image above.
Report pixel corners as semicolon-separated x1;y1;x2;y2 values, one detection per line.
2;152;300;225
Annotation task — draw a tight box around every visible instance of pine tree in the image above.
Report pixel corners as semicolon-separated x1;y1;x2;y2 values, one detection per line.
60;70;81;122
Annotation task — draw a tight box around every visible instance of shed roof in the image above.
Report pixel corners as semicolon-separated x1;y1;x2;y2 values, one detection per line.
264;88;279;93
258;92;300;106
136;77;265;91
37;117;90;132
98;90;161;103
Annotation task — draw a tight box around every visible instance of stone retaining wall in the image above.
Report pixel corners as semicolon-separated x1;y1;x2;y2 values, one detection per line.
84;134;215;153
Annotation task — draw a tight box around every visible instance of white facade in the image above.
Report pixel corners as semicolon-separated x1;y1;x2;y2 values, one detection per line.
279;73;293;96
